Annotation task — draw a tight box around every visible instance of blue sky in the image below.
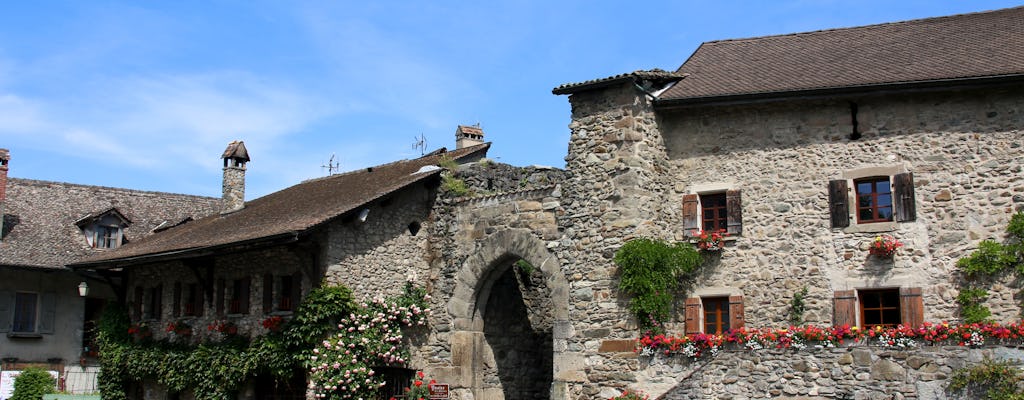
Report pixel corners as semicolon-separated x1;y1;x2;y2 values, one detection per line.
1;1;1020;199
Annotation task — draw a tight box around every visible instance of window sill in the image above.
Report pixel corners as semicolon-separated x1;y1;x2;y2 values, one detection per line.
842;221;897;234
269;310;294;316
7;332;43;339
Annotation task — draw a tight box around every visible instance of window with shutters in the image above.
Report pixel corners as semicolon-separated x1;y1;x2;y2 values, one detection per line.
829;166;915;232
682;188;742;237
1;291;56;335
12;292;38;333
229;278;250;315
833;287;923;329
183;283;202;317
684;294;744;335
145;285;162;320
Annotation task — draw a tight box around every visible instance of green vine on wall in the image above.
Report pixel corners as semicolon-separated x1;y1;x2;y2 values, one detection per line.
788;286;809;326
948;357;1024;399
97;285;360;400
956;211;1024;322
614;238;702;333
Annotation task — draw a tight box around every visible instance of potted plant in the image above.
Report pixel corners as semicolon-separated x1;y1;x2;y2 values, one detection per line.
693;230;727;252
868;234;903;257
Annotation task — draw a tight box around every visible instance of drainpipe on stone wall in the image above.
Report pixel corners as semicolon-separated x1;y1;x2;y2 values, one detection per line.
0;148;9;240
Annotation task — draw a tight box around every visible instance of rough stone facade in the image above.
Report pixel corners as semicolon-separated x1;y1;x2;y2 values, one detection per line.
553;78;1024;398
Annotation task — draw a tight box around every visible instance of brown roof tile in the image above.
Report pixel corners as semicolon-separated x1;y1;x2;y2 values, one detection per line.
553;69;686;95
0;179;219;269
659;6;1024;102
72;143;490;266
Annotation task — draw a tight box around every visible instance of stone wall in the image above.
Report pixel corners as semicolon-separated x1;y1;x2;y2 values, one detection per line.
556;81;1024;397
637;344;1024;400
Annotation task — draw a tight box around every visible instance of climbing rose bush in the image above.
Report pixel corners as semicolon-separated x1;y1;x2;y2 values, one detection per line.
638;322;1024;360
309;281;430;399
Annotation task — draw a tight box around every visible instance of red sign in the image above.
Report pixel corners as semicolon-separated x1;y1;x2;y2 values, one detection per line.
428;383;449;399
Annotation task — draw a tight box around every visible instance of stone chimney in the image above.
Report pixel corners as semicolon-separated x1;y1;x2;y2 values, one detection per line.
455;124;485;149
220;141;249;214
0;148;8;239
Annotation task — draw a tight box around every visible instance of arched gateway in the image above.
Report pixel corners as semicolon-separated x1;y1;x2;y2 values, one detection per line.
447;229;573;399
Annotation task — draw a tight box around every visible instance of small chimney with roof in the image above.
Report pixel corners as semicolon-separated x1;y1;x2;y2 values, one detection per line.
0;148;8;239
455;124;485;149
221;141;249;214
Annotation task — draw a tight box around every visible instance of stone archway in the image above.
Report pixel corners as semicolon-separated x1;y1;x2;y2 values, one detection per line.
448;229;572;399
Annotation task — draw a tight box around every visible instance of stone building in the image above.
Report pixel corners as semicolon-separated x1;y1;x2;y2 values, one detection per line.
0;148;220;394
552;6;1024;398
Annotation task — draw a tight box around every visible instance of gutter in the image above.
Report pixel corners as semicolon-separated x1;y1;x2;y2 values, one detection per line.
655;74;1024;110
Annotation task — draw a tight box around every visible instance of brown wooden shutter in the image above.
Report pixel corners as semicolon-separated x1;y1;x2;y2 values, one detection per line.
172;282;182;318
240;277;251;314
728;295;744;330
684;297;702;334
290;272;303;311
833;290;857;327
828;180;850;228
263;274;274;313
215;278;225;317
726;190;743;236
900;287;924;328
133;286;143;320
682;194;699;235
893;172;916;222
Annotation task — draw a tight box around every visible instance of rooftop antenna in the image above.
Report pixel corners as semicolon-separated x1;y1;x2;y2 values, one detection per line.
412;133;428;156
321;153;340;176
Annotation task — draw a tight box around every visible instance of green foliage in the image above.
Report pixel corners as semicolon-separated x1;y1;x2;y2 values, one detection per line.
957;287;993;324
441;175;469;196
615;238;702;332
97;285;357;400
10;367;56;400
789;286;809;326
514;259;535;276
958;240;1016;276
436;155;458;171
948;357;1024;399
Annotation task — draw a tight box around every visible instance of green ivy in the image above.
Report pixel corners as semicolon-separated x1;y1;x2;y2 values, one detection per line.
97;286;356;400
956;211;1024;321
788;286;808;326
949;357;1024;399
10;367;56;400
615;238;702;332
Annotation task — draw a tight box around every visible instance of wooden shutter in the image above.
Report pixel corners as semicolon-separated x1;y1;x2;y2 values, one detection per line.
684;297;702;335
38;292;57;334
726;190;743;236
833;290;857;327
893;172;917;222
681;194;700;235
263;274;274;313
290;272;303;311
240;277;251;314
172;282;182;318
900;287;924;328
828;180;850;228
133;287;144;320
0;290;13;332
215;278;225;317
728;295;744;330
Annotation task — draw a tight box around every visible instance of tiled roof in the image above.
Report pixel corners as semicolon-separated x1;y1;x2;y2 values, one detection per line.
72;143;490;266
0;179;220;269
552;69;686;95
659;6;1024;103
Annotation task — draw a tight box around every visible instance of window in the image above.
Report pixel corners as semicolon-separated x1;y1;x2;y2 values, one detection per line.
682;190;742;236
75;209;130;249
229;278;250;315
684;295;744;335
833;287;923;329
184;284;200;316
702;297;731;335
13;292;37;333
859;289;900;329
94;225;122;249
829;170;916;230
145;286;162;320
279;275;294;311
374;367;415;400
854;177;893;223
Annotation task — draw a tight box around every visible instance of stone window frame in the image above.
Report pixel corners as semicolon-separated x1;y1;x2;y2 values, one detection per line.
829;164;917;234
682;182;743;239
684;287;744;335
833;286;923;329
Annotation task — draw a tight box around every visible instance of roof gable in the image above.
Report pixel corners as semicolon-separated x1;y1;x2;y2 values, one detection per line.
658;6;1024;103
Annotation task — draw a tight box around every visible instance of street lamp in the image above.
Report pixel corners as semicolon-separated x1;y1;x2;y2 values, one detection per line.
78;282;89;297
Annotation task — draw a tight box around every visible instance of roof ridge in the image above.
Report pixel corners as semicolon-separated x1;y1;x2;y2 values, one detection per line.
700;6;1022;47
8;177;217;200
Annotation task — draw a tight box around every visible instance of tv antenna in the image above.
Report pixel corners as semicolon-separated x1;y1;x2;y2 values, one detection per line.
321;154;340;176
412;133;428;156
